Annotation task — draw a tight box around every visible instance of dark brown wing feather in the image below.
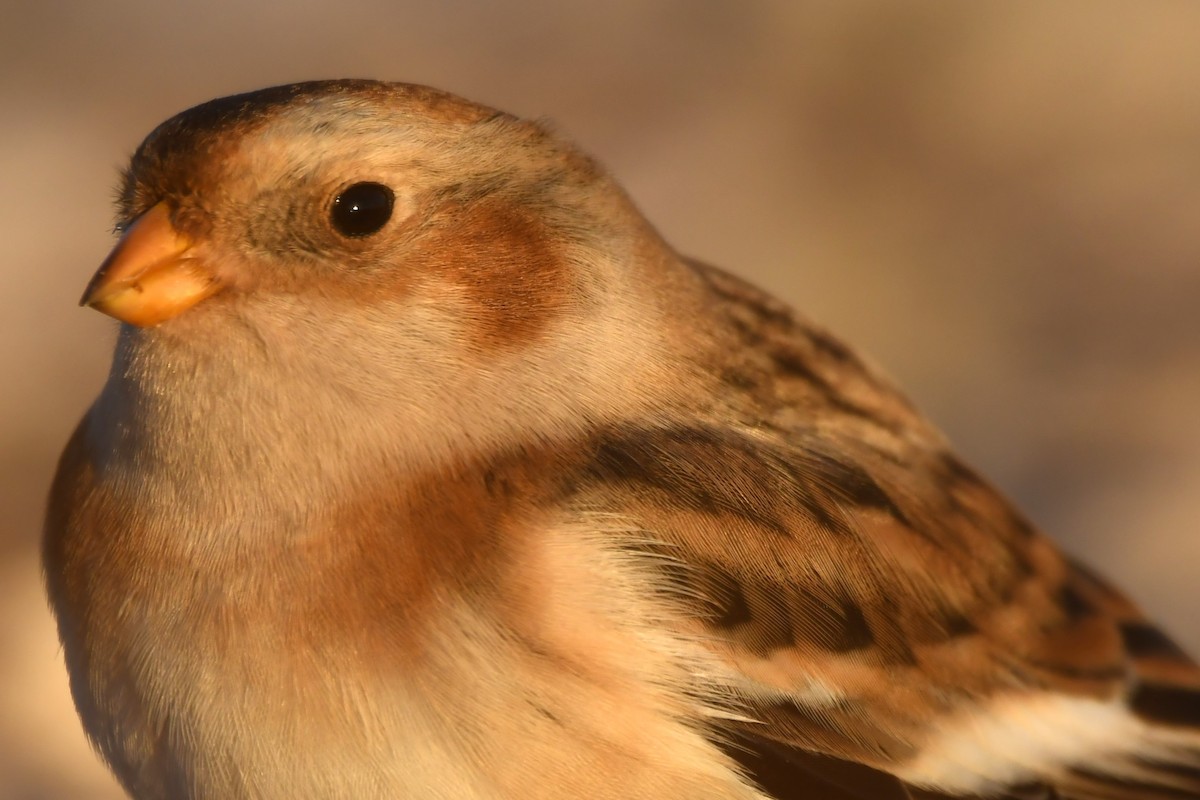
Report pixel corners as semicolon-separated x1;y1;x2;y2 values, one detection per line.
570;261;1200;798
723;737;1062;800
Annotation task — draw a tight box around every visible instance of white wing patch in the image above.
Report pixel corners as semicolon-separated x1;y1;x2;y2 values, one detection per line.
896;693;1198;795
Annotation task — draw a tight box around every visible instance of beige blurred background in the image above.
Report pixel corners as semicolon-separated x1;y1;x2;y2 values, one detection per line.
4;1;1199;796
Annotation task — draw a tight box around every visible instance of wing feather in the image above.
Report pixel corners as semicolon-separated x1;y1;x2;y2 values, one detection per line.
569;261;1200;798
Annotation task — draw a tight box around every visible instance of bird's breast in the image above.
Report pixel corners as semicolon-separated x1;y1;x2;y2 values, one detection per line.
47;419;764;798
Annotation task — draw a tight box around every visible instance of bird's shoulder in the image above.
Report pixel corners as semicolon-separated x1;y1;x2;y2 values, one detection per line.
549;259;1200;799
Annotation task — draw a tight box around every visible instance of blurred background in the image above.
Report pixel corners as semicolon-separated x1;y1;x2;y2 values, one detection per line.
3;1;1199;796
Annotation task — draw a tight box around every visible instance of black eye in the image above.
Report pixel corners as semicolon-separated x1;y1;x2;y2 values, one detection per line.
330;182;394;237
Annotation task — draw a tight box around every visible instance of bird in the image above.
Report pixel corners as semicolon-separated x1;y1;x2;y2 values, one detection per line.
43;79;1200;800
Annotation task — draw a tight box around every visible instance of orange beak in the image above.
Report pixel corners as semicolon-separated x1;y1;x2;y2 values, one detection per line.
80;202;222;326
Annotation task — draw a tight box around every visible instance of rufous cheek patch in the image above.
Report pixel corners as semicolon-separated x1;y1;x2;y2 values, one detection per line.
410;197;573;351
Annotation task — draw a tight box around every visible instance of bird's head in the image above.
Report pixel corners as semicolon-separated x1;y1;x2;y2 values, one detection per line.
86;81;626;336
81;81;698;481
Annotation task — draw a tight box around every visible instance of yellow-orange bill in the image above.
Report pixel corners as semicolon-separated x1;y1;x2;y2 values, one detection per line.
81;202;221;326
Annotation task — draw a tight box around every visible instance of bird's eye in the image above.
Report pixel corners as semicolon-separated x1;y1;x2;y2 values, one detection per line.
330;182;394;238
